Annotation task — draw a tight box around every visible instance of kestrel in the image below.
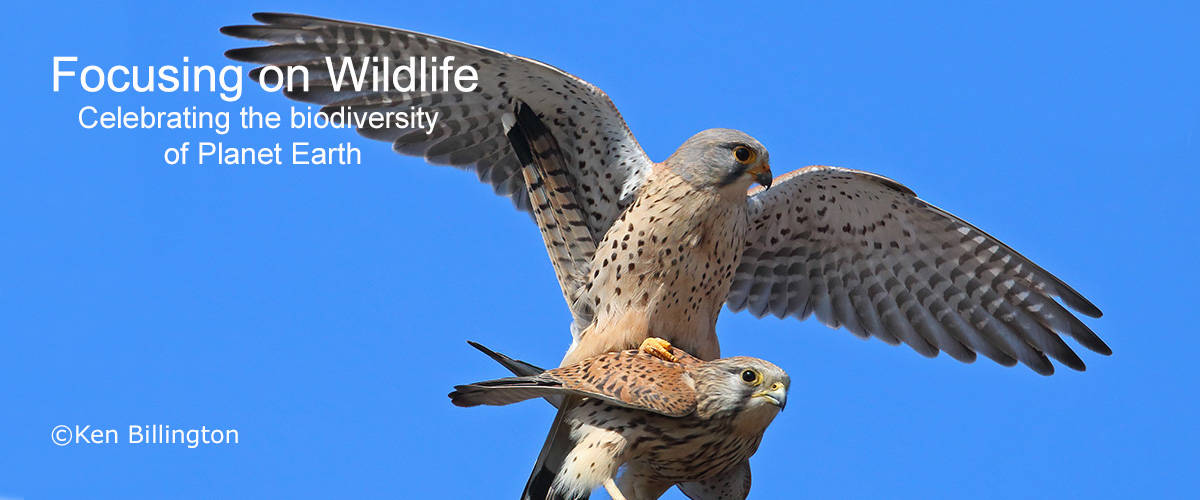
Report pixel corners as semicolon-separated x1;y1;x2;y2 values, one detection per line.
223;13;1106;373
224;12;1108;498
451;339;789;500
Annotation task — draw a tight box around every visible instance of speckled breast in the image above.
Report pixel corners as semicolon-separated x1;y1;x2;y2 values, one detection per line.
587;175;749;360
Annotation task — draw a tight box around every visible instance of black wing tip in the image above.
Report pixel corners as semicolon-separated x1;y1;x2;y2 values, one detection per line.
941;345;977;363
1026;351;1096;375
219;13;304;36
466;341;548;376
1059;290;1103;318
466;339;498;356
1057;353;1088;372
252;12;300;24
465;340;509;365
1028;359;1056;376
219;24;276;41
1076;301;1104;319
912;346;940;359
223;47;263;63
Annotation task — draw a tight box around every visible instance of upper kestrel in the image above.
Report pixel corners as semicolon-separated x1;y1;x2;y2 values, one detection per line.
451;339;788;500
224;14;1106;375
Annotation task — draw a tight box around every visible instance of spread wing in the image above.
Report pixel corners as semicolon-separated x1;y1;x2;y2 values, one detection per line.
222;13;652;239
451;350;697;417
727;166;1108;375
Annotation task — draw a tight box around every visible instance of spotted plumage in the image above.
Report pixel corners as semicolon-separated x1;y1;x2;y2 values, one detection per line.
225;13;1109;499
503;121;770;500
223;11;1108;376
451;343;788;500
222;12;651;232
571;156;755;364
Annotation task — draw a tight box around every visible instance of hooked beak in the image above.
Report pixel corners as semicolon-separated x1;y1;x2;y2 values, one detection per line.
753;381;787;411
747;161;773;189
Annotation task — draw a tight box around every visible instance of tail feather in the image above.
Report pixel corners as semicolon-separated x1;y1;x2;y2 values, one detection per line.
503;103;599;499
504;101;597;336
464;341;562;409
449;377;562;408
451;343;584;499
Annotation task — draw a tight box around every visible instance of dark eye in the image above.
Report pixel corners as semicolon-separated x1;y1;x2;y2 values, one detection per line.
733;145;755;164
741;369;759;384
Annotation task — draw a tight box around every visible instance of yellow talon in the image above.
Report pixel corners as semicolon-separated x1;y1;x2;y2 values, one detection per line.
638;337;676;362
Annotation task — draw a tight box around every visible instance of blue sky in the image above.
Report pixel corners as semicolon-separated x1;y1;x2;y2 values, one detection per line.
4;1;1197;498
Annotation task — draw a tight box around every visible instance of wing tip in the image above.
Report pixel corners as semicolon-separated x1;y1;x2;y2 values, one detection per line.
1069;297;1104;319
466;339;503;360
223;47;263;63
220;13;310;32
251;12;299;24
1056;351;1088;372
218;25;250;38
1053;284;1103;318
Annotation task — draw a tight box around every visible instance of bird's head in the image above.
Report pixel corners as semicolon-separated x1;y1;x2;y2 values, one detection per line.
665;129;772;198
693;356;789;430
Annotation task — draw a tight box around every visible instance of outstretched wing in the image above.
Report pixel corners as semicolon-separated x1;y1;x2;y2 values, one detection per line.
467;340;546;377
727;166;1108;375
222;13;652;239
451;350;697;417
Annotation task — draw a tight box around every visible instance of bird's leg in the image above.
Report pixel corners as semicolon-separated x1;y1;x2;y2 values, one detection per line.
638;337;676;362
602;477;629;500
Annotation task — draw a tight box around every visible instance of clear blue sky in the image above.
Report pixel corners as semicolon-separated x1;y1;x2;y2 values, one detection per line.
4;1;1196;498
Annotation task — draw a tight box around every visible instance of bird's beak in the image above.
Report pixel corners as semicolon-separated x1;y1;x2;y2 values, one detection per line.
747;161;773;189
753;381;787;411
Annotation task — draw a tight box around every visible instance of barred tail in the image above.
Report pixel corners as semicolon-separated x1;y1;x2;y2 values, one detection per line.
504;101;597;336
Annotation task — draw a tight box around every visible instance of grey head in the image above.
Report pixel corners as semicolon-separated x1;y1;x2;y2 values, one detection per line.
691;356;789;426
664;129;773;193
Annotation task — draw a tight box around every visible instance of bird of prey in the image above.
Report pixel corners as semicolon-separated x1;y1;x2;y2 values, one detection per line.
222;13;1106;373
223;12;1109;498
451;339;789;500
502;101;1108;497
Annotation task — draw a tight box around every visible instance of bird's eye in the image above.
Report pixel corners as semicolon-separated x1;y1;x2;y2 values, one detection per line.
741;369;761;385
733;145;756;164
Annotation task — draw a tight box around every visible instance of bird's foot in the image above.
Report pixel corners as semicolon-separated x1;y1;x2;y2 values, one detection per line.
638;337;676;362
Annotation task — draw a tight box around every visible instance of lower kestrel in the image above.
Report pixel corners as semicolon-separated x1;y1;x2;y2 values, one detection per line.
451;339;788;500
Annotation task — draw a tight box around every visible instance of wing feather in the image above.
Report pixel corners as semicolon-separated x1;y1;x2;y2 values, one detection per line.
451;349;698;417
223;12;652;234
542;350;698;417
730;166;1107;373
